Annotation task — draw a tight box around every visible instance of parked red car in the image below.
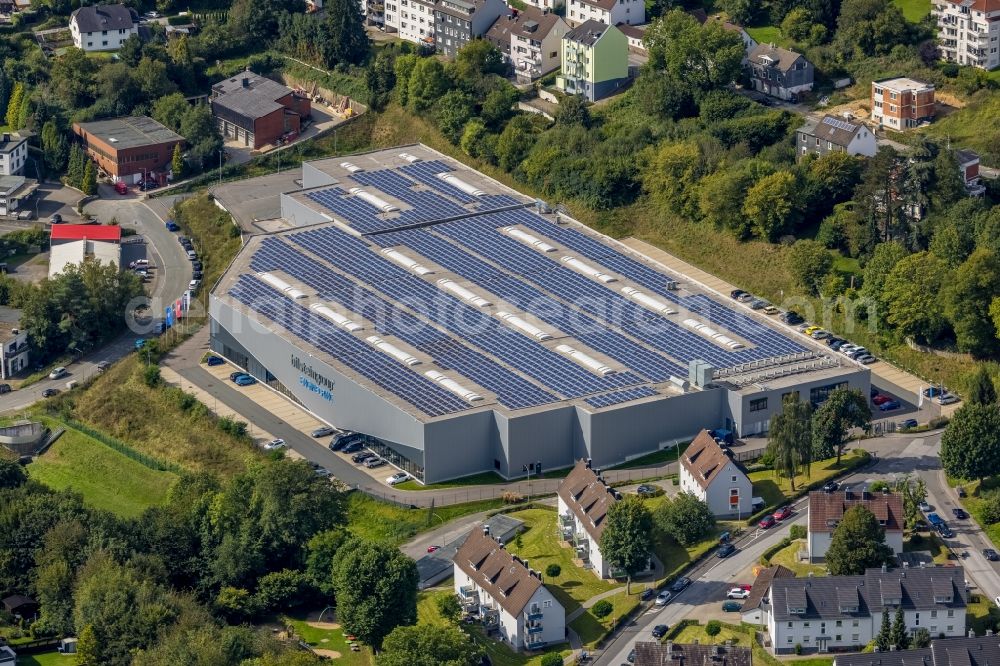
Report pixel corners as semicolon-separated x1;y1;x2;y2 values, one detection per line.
739;584;753;592
759;515;776;529
872;394;892;405
114;181;128;195
773;506;793;521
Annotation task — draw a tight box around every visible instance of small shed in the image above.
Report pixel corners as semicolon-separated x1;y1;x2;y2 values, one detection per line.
59;637;78;654
1;594;39;618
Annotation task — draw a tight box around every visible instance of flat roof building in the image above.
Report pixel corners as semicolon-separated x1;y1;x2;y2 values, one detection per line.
209;144;868;484
72;116;183;185
48;224;122;278
871;78;935;130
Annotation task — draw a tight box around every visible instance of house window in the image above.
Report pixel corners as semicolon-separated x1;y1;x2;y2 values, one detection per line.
836;621;842;627
852;634;860;641
852;621;859;627
803;622;810;628
948;610;954;617
931;611;937;618
749;398;767;412
948;626;954;632
836;635;842;641
787;637;794;643
543;600;552;608
788;622;793;628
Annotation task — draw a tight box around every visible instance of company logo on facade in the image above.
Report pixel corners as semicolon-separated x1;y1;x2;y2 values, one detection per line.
291;355;335;402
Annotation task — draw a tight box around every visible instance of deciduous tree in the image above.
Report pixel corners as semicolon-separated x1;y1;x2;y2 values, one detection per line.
967;366;997;406
811;387;870;462
767;396;813;491
600;495;653;593
653;492;715;547
946;249;1000;357
742;171;801;241
787;239;833;295
825;505;893;575
882;251;950;343
377;624;483;666
941;403;1000;482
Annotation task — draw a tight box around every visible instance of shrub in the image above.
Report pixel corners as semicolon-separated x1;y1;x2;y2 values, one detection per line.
706;620;722;636
790;524;807;540
218;416;248;439
980;491;1000;525
501;491;524;504
928;416;951;429
795;644;803;655
545;563;561;578
909;533;923;547
868;481;889;492
592;600;613;618
541;654;564;666
142;365;161;387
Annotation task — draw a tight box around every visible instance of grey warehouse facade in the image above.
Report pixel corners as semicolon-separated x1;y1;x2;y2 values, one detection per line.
209;145;869;484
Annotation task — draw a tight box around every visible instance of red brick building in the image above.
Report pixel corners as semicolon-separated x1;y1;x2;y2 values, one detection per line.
210;71;311;150
870;77;935;131
72;116;184;185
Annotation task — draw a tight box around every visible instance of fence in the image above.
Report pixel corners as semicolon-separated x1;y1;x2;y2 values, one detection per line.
61;419;185;474
356;462;681;509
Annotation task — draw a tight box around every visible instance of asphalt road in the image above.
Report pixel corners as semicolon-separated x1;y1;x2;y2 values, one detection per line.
0;193;189;414
594;433;990;666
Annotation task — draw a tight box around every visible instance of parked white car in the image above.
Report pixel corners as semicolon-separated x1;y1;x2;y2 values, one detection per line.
386;472;410;486
727;588;750;599
655;591;672;606
262;438;286;451
49;367;67;380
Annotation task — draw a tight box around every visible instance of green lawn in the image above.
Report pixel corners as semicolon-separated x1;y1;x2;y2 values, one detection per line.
967;592;1000;634
674;622;833;666
745;25;792;48
609;441;689;470
749;450;868;509
893;0;931;22
769;540;827;576
395;470;507;491
28;422;178;518
568;589;642;648
954;477;1000;553
345;491;505;546
418;589;571;666
15;653;74;666
904;531;951;565
282;611;373;666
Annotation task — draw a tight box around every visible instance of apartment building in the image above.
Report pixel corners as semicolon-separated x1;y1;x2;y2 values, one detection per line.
434;0;508;58
678;430;753;518
836;634;1000;666
556;459;622;578
566;0;644;27
453;526;566;650
796;115;877;162
807;487;904;561
556;20;629;101
0;307;28;380
0;133;27;177
385;0;438;47
69;4;138;52
765;566;967;654
933;0;1000;70
485;8;569;80
871;78;936;130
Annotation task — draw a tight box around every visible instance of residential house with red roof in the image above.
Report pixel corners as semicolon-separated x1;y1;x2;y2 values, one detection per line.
679;429;752;517
566;0;643;28
556;458;623;578
452;525;565;650
807;487;904;562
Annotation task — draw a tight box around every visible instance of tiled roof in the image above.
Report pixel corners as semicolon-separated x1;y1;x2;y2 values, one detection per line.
615;22;645;39
486;8;563;49
941;0;1000;12
576;0;618;11
680;430;743;491
808;489;904;534
836;636;1000;666
564;19;614;46
71;4;135;33
635;641;752;666
956;149;980;165
862;567;966;611
836;648;933;666
556;459;618;542
749;43;806;72
770;575;868;621
452;526;545;616
741;564;795;611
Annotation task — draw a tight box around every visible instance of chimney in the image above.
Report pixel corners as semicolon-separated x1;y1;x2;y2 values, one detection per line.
988;630;995;637
881;563;888;573
969;629;977;638
586;458;592;469
1;133;9;143
666;641;674;655
242;77;249;88
523;559;529;570
483;525;490;536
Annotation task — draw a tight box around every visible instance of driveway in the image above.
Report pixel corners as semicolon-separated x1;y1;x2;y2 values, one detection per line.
0;190;189;414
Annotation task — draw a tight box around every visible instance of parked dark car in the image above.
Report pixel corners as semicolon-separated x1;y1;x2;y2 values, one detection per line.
652;625;669;639
640;588;655;601
0;383;10;394
670;577;690;593
229;371;247;381
878;399;901;411
952;508;968;520
42;388;59;398
899;418;918;429
780;311;804;325
984;548;999;561
730;289;745;299
165;220;180;231
342;441;364;454
205;355;225;366
717;543;736;558
823;481;839;492
958;487;968;498
352;452;374;464
636;484;659;497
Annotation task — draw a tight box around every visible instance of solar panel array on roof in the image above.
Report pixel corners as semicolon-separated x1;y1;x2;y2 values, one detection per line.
399;160;478;203
585;387;659;409
822;116;858;132
227;274;470;417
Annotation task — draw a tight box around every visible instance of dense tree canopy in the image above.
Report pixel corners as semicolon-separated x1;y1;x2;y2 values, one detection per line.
941;403;1000;481
653;492;716;546
600;495;653;592
825;506;893;575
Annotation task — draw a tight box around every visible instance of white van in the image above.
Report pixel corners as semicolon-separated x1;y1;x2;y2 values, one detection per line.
65;380;78;390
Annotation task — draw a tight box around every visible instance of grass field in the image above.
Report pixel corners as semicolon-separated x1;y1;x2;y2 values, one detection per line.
673;622;833;666
769;540;827;576
748;450;868;508
609;441;689;470
745;25;792;48
418;589;571;666
65;355;255;477
282;611;373;666
903;531;952;565
967;592;1000;634
893;0;931;22
28;421;178;517
395;470;507;491
15;653;73;666
955;477;1000;551
345;491;505;545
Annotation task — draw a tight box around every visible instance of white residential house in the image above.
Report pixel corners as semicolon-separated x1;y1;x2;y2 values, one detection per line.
453;525;566;651
0;133;27;176
69;4;138;52
807;487;905;562
556;459;622;579
765;566;967;654
485;8;570;81
934;0;1000;70
566;0;644;28
795;115;877;162
0;307;28;380
678;430;753;518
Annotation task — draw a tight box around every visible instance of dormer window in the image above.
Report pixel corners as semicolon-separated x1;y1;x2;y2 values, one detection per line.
840;604;859;613
882;597;901;606
934;594;952;603
788;605;806;614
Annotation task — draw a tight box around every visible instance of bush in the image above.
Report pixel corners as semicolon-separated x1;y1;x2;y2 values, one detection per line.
592;600;613;618
928;416;951;429
501;491;524;504
545;563;561;578
541;654;564;666
868;481;889;492
218;416;248;439
980;491;1000;525
142;365;161;387
790;524;806;540
795;644;803;655
706;620;722;636
909;533;923;547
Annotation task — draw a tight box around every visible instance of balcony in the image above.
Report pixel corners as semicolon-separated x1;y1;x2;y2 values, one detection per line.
526;632;545;646
459;586;479;601
527;612;544;621
527;625;544;635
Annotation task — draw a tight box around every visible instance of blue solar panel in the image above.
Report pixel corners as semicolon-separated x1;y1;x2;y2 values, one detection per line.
250;238;557;410
585;387;659;409
399;160;479;204
228;275;470;417
287;226;646;399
